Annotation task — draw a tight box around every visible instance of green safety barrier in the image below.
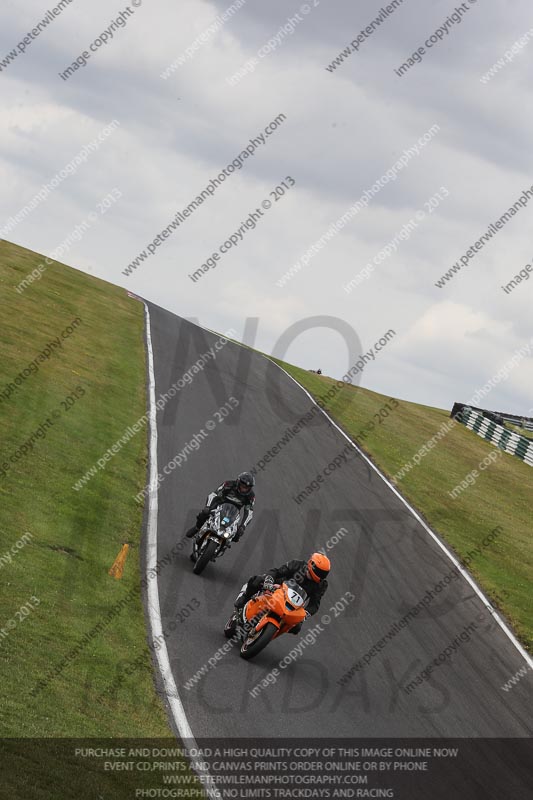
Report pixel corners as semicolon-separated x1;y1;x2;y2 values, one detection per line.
458;406;533;467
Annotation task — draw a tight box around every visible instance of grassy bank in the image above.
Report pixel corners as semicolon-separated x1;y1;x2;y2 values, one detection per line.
276;361;533;651
0;240;171;739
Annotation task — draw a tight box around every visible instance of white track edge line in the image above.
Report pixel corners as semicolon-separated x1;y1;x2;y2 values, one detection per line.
269;358;533;672
143;302;221;800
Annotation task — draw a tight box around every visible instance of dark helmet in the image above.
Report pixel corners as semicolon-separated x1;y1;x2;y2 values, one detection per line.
237;471;254;495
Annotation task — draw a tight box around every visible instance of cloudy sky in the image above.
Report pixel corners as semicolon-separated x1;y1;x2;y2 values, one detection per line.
2;0;533;413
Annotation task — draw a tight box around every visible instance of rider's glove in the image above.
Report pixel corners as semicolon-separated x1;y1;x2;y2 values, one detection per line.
263;575;275;593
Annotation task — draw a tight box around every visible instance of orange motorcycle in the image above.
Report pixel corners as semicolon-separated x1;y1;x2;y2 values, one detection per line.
224;579;308;660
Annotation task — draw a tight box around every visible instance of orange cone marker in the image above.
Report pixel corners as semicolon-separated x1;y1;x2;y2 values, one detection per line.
109;544;129;580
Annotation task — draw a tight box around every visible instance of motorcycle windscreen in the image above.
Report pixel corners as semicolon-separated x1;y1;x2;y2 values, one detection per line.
285;579;308;607
218;502;241;527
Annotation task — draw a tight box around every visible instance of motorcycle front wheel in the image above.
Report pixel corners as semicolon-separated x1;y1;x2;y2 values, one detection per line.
193;539;218;575
239;621;277;660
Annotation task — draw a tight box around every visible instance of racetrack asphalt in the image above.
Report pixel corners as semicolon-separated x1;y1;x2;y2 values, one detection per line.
145;301;532;742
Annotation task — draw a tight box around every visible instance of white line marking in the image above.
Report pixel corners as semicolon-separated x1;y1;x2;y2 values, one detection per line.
270;359;533;672
143;302;221;799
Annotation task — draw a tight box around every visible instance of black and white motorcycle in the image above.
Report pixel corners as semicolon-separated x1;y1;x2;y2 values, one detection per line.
190;500;242;575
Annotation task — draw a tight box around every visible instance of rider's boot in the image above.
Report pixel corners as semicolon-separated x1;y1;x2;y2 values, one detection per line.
234;582;249;611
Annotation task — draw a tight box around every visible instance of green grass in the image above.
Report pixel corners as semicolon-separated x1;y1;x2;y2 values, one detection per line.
0;240;172;739
275;361;533;652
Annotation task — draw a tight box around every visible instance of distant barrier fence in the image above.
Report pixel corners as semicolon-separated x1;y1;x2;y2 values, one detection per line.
451;403;533;468
501;414;533;431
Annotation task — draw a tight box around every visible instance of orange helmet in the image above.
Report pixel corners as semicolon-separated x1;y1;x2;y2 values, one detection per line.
307;552;330;583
